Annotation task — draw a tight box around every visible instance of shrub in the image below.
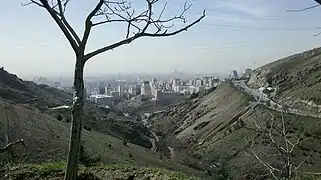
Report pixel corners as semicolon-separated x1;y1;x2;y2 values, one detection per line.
123;139;128;147
65;117;71;123
56;114;63;121
79;145;101;166
83;126;92;131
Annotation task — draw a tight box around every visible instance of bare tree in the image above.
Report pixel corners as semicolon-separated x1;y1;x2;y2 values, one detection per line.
23;0;205;179
248;112;319;180
4;101;10;145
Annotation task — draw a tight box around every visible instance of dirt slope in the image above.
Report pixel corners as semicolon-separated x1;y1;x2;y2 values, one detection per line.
151;83;321;178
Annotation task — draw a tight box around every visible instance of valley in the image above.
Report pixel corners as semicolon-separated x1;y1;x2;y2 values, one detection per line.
2;47;321;179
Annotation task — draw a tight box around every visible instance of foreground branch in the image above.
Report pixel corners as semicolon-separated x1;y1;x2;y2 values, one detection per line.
0;139;26;156
84;10;206;60
286;5;320;12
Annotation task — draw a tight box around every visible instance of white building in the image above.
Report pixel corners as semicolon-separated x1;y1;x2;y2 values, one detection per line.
89;94;113;106
203;76;210;86
105;84;112;95
153;89;162;100
209;77;220;87
129;87;137;96
141;81;152;97
195;78;203;87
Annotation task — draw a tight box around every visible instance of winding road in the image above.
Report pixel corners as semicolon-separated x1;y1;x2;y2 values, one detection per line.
232;80;321;119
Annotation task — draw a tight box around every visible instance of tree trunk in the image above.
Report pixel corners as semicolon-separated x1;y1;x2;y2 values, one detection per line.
64;57;85;180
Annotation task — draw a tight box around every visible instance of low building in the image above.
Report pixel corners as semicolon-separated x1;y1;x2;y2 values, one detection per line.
89;94;113;106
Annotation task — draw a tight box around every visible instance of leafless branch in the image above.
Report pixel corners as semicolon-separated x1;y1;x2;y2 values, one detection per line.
23;0;80;54
81;0;104;53
313;31;321;37
286;5;320;12
293;145;320;172
25;0;205;61
83;0;205;61
0;139;26;157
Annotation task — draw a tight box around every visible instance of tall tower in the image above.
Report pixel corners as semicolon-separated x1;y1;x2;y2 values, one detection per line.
117;85;124;97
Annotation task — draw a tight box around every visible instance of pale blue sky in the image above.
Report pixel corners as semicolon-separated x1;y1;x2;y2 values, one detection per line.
1;0;321;77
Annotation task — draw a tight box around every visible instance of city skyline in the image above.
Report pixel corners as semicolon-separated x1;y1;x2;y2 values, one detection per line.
2;0;321;77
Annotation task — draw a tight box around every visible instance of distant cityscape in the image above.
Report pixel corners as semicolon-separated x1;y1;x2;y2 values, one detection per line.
31;68;253;107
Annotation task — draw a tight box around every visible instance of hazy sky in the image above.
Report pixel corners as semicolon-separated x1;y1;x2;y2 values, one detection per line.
1;0;321;77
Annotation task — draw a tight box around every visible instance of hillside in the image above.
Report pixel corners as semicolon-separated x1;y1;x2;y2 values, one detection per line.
0;67;70;108
0;68;208;178
0;99;204;178
0;68;152;148
151;83;321;178
248;47;321;114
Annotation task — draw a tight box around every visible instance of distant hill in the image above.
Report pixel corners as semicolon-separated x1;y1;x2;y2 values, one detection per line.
248;47;321;114
0;67;71;108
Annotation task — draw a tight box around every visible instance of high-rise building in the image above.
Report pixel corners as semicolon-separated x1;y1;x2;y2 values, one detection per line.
172;78;181;87
98;87;105;94
195;78;203;87
189;79;195;86
141;81;152;97
151;77;157;85
117;85;124;97
136;84;141;95
105;84;112;95
209;77;220;87
129;86;139;96
93;88;100;95
203;76;210;86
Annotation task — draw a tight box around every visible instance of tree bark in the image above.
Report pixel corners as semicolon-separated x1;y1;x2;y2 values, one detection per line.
64;56;85;180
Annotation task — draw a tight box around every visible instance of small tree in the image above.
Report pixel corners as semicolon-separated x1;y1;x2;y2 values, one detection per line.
1;102;26;158
24;1;205;179
248;112;319;180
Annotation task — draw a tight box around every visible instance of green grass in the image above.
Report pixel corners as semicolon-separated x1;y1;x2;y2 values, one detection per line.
4;162;201;180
